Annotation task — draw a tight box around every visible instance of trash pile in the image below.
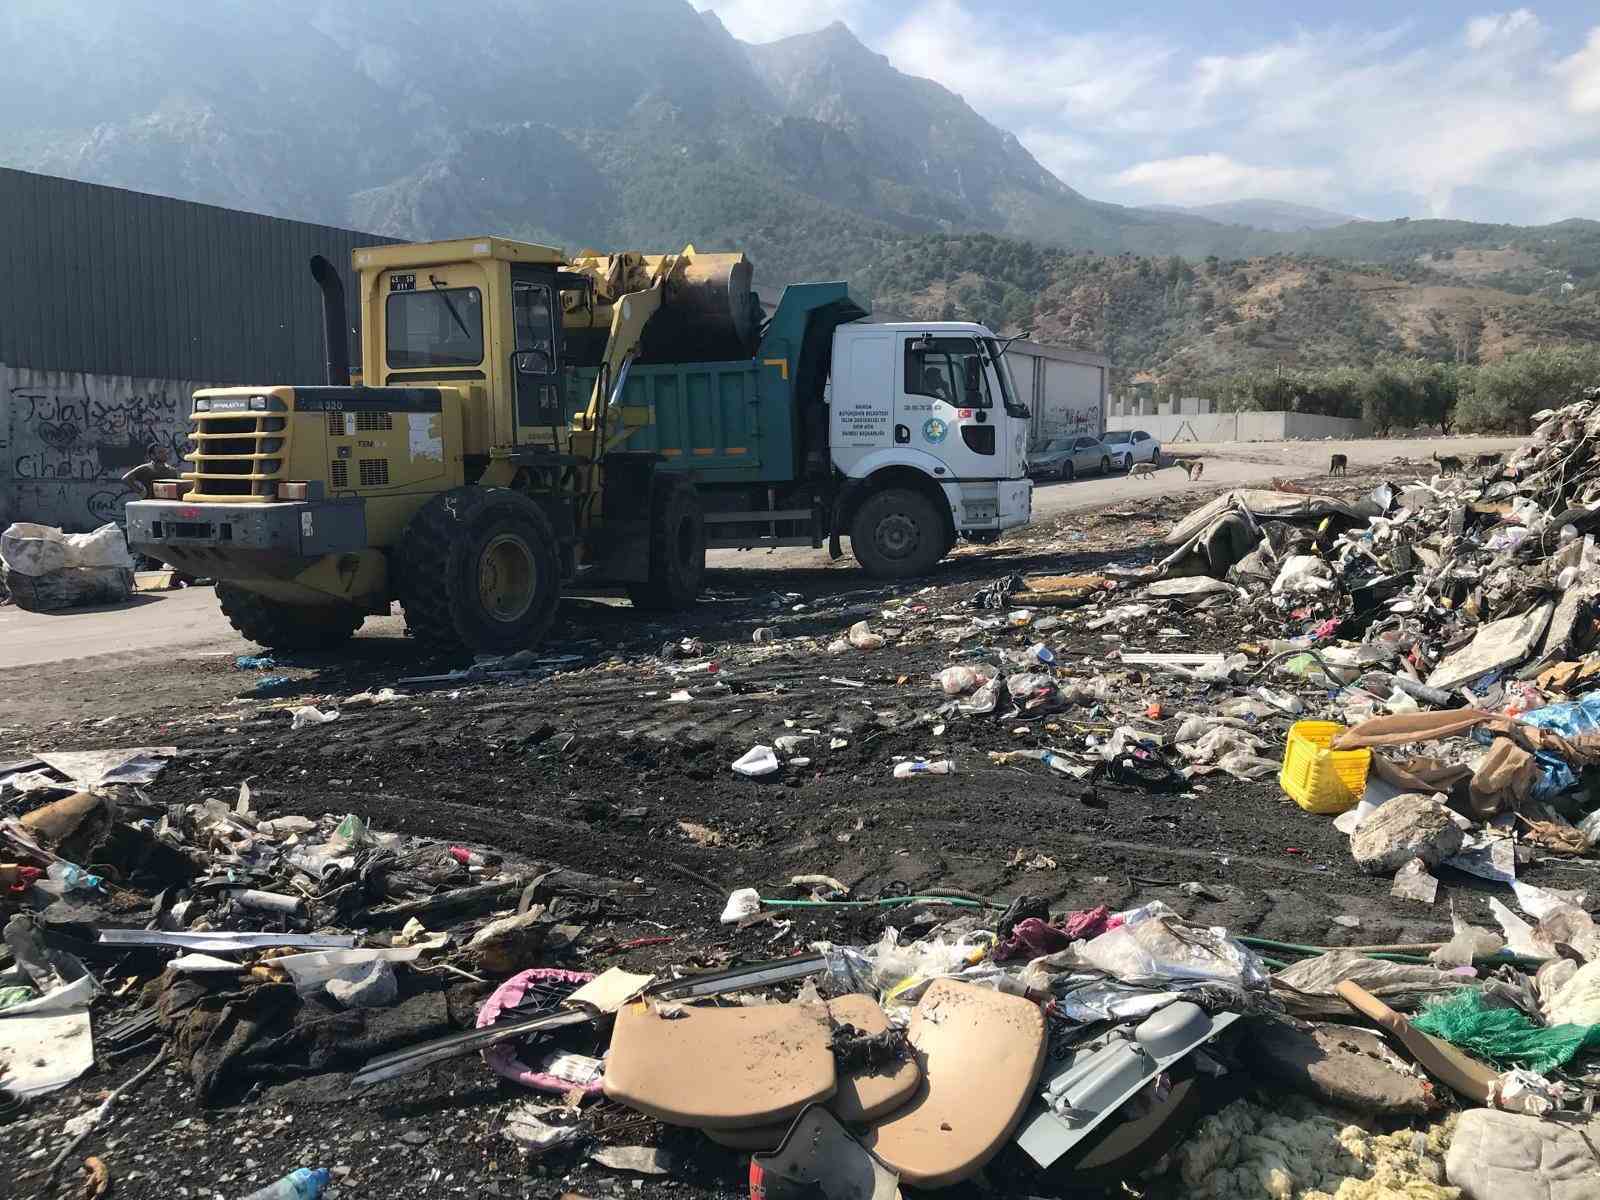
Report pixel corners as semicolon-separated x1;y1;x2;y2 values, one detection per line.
10;405;1600;1198
0;522;135;611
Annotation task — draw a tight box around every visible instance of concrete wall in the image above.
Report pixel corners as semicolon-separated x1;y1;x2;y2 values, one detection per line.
1103;410;1372;443
2;363;207;531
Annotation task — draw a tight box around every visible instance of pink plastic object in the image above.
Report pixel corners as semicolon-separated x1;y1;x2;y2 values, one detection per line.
476;967;603;1096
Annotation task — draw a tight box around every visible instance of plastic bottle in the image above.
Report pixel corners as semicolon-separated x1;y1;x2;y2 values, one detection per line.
239;1168;331;1200
1036;750;1077;776
893;759;954;778
46;862;103;893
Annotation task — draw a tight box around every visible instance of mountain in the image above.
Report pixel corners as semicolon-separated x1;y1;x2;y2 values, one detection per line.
1;0;1596;382
1145;199;1358;233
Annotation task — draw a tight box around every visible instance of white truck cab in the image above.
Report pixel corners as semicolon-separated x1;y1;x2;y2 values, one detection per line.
827;322;1033;574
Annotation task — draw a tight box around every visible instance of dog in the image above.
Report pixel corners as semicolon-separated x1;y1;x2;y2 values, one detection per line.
1128;461;1157;478
1433;452;1463;476
1475;452;1502;471
1173;458;1204;480
1329;453;1348;477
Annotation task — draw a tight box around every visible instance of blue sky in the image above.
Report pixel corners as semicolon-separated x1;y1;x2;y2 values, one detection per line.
698;2;1600;223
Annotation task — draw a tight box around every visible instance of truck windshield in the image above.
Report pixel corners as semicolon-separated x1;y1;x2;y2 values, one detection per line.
985;338;1030;419
386;287;485;368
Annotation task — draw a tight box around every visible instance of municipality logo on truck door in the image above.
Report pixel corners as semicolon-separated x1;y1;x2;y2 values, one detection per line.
922;417;949;444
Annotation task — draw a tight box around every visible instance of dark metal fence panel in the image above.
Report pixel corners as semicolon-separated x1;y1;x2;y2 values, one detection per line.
0;167;398;383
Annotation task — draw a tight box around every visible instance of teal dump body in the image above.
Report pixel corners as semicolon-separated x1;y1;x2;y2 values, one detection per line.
568;282;865;486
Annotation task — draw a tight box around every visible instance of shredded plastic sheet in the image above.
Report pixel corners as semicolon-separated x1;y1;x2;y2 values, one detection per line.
1412;988;1600;1073
1077;901;1270;992
1500;694;1600;799
1272;951;1471;1016
1175;1096;1458;1200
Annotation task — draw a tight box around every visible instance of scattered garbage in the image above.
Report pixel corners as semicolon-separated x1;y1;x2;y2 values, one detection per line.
9;401;1600;1198
0;521;135;611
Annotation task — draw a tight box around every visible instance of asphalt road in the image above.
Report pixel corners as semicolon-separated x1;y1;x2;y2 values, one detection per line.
0;434;1521;669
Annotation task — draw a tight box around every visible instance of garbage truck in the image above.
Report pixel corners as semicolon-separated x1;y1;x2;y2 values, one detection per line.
126;237;1033;654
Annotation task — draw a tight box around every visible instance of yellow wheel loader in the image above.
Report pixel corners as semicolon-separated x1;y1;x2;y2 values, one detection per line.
127;238;751;653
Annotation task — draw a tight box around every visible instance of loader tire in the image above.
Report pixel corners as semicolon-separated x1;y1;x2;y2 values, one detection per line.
397;487;561;653
217;583;363;651
850;487;947;580
626;476;706;612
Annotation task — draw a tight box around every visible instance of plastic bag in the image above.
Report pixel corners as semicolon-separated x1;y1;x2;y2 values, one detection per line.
1271;554;1334;595
720;887;763;923
957;677;1003;715
1077;901;1269;991
934;664;995;696
1504;695;1600;800
290;705;340;730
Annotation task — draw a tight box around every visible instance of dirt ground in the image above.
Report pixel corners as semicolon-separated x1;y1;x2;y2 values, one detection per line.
1;449;1555;1200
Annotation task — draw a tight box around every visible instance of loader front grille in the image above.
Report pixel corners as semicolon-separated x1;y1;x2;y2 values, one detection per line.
186;394;290;501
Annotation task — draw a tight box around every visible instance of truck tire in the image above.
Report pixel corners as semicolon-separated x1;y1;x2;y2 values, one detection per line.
627;476;706;611
217;583;364;651
397;487;561;653
850;487;947;580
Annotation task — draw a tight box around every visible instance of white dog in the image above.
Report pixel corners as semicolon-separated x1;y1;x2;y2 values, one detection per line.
1128;462;1157;478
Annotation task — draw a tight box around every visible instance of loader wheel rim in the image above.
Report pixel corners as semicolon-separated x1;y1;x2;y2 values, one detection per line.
873;512;920;561
479;533;537;623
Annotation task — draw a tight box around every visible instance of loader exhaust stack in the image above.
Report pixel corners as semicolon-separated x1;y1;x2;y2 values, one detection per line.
309;254;350;387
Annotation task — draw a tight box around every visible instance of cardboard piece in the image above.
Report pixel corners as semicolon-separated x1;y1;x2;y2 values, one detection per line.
564;966;655;1014
602;1001;835;1129
864;980;1046;1188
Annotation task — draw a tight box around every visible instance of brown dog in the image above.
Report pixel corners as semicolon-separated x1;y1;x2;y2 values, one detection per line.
1329;453;1348;476
1433;452;1462;476
1173;458;1204;480
1475;452;1502;471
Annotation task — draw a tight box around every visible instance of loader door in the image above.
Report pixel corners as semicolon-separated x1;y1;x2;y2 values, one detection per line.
512;267;562;430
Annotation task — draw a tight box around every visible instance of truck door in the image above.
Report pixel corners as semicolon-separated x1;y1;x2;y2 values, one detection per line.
511;267;561;435
899;334;999;478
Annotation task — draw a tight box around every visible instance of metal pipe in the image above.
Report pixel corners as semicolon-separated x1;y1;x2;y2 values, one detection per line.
309;254;351;386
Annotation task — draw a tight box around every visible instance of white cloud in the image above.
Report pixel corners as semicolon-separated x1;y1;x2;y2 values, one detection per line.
870;3;1600;221
1464;9;1542;51
1113;154;1334;204
695;1;866;43
1556;29;1600;114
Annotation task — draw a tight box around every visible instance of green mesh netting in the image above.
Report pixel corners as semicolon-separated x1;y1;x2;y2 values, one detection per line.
1412;987;1600;1073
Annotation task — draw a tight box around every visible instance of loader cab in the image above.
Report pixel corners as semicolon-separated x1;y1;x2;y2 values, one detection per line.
355;237;577;454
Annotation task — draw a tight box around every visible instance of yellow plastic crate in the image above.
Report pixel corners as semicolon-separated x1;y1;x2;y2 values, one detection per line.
1279;720;1372;814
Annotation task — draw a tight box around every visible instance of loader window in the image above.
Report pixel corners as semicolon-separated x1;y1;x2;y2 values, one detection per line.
386;287;484;368
905;337;991;409
513;282;556;373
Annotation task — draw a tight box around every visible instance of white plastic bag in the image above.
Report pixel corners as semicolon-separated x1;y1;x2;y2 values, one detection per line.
847;621;885;651
1271;554;1334;595
720;887;762;923
290;705;340;730
935;664;993;696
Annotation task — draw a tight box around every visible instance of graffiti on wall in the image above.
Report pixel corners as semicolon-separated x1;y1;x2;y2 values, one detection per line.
3;367;204;531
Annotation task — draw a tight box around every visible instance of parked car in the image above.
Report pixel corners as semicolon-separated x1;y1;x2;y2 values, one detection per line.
1028;436;1114;481
1101;429;1161;470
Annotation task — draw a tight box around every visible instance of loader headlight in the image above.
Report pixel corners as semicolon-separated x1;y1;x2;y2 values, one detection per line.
151;481;183;500
249;395;268;411
277;482;309;501
193;398;211;412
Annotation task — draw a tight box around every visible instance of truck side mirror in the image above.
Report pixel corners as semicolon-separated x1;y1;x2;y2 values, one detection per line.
964;357;983;399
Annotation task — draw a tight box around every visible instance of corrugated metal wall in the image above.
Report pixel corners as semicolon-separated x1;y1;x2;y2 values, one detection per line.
0;167;398;383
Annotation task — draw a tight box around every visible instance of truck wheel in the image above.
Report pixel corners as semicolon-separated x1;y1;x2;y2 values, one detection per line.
397;488;561;653
217;583;363;651
850;488;946;580
627;476;706;611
